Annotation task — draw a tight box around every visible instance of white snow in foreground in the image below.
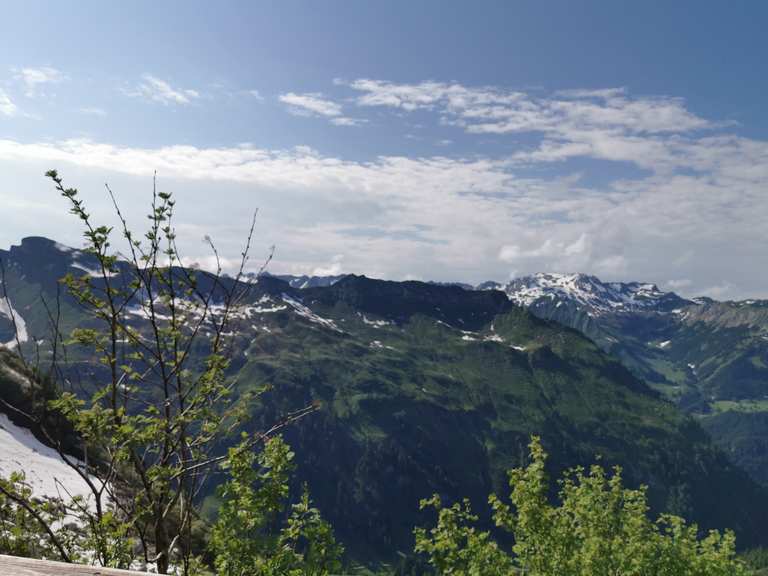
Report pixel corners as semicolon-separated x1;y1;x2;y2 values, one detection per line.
0;413;91;501
0;298;28;348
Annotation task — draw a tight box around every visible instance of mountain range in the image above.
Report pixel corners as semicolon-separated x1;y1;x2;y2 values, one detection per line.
1;237;768;565
276;270;768;486
484;272;768;485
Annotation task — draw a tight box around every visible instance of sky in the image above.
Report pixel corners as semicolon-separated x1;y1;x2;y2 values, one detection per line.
0;1;766;299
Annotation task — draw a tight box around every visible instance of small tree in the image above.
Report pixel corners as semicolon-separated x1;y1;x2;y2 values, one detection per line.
416;436;749;576
210;435;343;576
0;171;317;573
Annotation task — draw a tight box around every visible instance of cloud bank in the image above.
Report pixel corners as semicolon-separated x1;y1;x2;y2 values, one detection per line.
0;80;766;299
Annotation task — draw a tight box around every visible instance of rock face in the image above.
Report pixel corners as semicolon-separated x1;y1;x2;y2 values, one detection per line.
306;275;513;329
2;238;768;563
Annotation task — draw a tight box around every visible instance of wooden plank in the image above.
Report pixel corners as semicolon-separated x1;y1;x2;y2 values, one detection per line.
0;554;152;575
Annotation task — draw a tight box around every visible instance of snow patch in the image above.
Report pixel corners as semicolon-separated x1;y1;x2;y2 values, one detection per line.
249;303;288;313
281;295;343;333
71;261;116;278
361;314;392;328
125;305;172;322
0;298;29;348
0;413;91;501
53;242;75;254
370;340;396;351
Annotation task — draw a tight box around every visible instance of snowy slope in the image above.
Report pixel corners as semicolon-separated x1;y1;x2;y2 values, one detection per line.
0;298;28;348
0;413;91;501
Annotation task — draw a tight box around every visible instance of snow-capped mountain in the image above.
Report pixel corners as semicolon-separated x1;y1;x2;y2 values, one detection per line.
279;271;693;318
493;273;693;317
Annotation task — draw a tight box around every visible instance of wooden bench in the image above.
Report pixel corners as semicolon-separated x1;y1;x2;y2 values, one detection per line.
0;554;358;575
0;554;153;575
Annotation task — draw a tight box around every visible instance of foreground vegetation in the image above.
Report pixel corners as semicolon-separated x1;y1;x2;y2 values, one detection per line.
0;430;753;575
415;437;747;576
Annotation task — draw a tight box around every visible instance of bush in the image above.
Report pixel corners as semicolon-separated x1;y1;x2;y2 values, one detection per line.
415;436;749;576
210;435;343;576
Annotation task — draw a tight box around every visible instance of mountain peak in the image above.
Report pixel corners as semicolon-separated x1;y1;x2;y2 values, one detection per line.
501;272;691;316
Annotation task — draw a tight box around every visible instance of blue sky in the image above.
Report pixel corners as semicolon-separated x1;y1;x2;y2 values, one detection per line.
1;1;767;298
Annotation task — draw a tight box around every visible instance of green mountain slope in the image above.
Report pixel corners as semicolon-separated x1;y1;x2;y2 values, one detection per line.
498;274;768;486
2;239;768;563
208;275;768;559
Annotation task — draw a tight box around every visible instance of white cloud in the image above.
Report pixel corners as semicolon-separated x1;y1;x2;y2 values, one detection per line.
78;107;107;117
330;116;367;126
13;66;67;97
0;79;767;297
279;92;364;127
280;92;342;117
564;233;588;256
0;90;18;117
499;233;590;266
344;79;715;172
180;254;239;272
313;254;344;276
593;254;628;276
127;75;200;105
248;89;264;101
667;279;692;290
698;282;737;300
346;79;710;136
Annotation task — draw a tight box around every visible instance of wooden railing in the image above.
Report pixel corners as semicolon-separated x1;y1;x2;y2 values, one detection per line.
0;554;153;575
